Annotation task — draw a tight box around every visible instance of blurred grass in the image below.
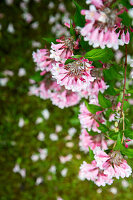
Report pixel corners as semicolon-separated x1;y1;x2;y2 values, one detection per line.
0;0;133;199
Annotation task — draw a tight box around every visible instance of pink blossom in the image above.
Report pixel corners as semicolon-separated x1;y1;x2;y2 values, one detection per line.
51;58;95;92
35;75;80;108
86;0;104;8
81;1;130;49
94;148;132;179
49;82;81;109
79;129;107;152
35;81;50;100
88;79;108;96
59;154;73;163
50;36;79;63
80;160;114;186
78;103;104;133
32;49;54;73
130;0;133;5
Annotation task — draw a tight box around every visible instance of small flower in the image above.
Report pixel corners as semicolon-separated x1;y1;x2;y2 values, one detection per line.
49;165;56;174
35;117;43;124
66;142;74;148
81;1;130;49
18;118;25;128
51;58;94;92
41;109;50;120
37;131;45;141
79;129;107;152
0;78;8;86
94;148;132;179
13;164;20;173
32;49;54;73
109;187;117;194
59;154;73;163
79;103;104;133
49;133;58;141
19;169;26;178
38;148;48;160
18;68;26;77
80;160;113;186
50;36;79;63
35;177;43;185
31;154;39;162
55;125;62;133
61;168;68;177
121;179;129;188
68;127;77;137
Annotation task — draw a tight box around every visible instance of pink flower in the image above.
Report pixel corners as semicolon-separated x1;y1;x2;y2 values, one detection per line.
78;103;104;133
50;36;79;63
88;79;108;96
32;49;54;73
94;148;132;179
59;154;73;163
51;58;95;92
130;0;133;5
49;82;81;109
86;0;104;8
81;1;130;49
80;160;114;186
79;129;107;152
35;81;50;100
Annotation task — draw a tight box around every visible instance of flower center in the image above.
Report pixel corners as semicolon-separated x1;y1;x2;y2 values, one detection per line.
64;37;75;51
109;151;123;165
96;8;118;29
65;60;90;77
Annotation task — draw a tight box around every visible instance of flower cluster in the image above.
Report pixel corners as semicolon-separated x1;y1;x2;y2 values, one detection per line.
32;0;133;187
81;0;130;50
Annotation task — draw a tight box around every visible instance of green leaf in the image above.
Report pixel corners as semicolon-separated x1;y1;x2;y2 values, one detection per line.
124;129;133;139
72;55;82;59
70;20;75;36
84;48;114;62
98;92;112;108
80;36;91;51
98;123;109;133
108;131;119;140
104;85;118;96
114;133;133;158
119;0;133;9
73;0;85;27
65;59;75;65
103;67;122;81
122;148;133;158
119;11;132;26
85;100;103;114
89;147;94;161
123;101;130;111
30;71;44;82
86;129;99;136
43;37;56;43
114;133;123;151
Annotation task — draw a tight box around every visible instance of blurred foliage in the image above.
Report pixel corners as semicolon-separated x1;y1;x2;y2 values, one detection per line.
0;0;133;200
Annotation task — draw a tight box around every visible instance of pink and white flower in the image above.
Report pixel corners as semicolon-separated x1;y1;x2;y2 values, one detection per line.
88;79;108;96
32;49;54;74
94;148;132;179
81;1;130;49
50;36;79;63
79;129;107;152
80;160;114;186
51;58;95;92
78;103;104;133
49;82;81;109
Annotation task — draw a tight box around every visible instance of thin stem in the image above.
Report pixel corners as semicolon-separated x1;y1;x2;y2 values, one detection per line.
121;44;128;143
121;44;127;118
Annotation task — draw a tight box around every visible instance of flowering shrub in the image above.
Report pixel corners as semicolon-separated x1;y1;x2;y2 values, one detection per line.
32;0;133;187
